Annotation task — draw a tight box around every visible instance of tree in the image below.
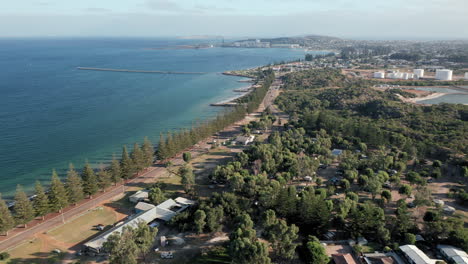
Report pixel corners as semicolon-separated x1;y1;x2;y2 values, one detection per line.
229;214;271;264
367;176;382;200
304;236;329;264
110;156;122;185
265;219;299;260
33;181;49;219
13;185;35;227
194;210;207;234
205;206;224;232
157;133;168;160
399;184;412;198
0;194;15;235
81;162;98;197
404;233;416;245
65;163;84;205
148;187;165;205
97;166;112;191
381;190;392;203
134;221;158;259
131;143;145;172
179;165;195;194
121;145;134;179
183;152;191;163
103;226;139;264
142;137;155;167
48;170;69;212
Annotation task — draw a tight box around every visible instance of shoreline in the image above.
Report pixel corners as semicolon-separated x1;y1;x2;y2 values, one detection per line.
411;92;447;103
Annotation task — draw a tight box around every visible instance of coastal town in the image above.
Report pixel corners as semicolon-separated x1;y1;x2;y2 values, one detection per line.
0;36;468;264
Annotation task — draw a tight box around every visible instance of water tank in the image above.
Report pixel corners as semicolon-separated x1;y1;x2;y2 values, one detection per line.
373;72;385;79
435;69;453;81
465;72;468;80
414;69;424;78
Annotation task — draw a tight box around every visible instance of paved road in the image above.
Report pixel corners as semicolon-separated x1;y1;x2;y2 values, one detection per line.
0;75;283;253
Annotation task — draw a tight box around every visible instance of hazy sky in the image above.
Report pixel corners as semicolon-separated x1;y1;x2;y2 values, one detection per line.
1;0;467;39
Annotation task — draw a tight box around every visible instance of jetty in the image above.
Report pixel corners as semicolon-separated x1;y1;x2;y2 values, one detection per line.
77;67;206;75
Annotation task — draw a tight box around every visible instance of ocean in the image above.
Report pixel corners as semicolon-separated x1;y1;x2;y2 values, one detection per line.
0;38;318;199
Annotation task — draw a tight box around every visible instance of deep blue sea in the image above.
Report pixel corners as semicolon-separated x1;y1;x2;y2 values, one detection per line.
0;38;318;199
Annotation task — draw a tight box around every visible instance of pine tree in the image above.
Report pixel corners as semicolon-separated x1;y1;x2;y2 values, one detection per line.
66;163;84;205
110;155;121;185
13;185;35;227
0;194;15;236
194;210;206;234
157;133;167;161
166;132;175;158
48;170;69;212
33;181;49;219
179;165;195;194
81;162;98;198
121;146;134;179
131;143;145;172
97;166;112;191
142;137;155;167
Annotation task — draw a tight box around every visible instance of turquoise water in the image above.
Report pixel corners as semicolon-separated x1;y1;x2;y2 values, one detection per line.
0;38;319;198
415;87;468;105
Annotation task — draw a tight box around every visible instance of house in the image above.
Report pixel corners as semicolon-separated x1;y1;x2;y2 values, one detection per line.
235;135;255;145
84;197;195;253
437;245;468;264
129;190;149;203
332;253;357;264
399;245;440;264
332;149;344;156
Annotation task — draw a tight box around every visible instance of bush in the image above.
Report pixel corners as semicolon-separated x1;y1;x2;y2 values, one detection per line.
183;152;192;163
0;252;10;260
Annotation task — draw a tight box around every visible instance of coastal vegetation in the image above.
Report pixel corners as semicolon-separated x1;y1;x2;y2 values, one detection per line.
0;69;275;240
143;68;467;263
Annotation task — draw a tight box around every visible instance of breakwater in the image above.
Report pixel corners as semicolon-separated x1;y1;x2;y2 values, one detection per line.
77;67;206;75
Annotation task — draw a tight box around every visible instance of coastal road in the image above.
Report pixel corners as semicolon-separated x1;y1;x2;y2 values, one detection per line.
0;74;283;253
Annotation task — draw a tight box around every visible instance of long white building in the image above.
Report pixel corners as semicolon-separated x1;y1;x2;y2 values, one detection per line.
400;245;440;264
414;69;424;78
84;197;195;253
435;69;453;81
437;245;468;264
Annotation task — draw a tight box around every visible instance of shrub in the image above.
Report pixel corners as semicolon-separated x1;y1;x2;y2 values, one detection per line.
0;252;10;260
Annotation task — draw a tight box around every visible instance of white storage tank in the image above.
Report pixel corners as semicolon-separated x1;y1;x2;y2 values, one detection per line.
402;73;409;80
435;69;453;81
465;72;468;80
373;72;385;79
414;69;424;78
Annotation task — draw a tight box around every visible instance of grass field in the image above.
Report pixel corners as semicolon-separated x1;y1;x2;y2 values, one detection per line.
47;206;117;245
0;238;65;264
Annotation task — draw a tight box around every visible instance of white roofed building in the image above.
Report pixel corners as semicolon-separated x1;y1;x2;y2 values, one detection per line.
399;245;440;264
437;245;468;264
129;190;149;203
84;197;195;253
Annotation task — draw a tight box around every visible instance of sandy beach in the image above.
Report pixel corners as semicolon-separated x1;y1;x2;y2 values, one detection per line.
411;92;447;103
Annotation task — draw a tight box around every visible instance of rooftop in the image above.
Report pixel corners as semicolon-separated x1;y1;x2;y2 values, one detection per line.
400;245;438;264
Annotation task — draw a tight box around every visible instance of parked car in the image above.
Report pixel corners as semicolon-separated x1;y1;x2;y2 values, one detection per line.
161;252;174;259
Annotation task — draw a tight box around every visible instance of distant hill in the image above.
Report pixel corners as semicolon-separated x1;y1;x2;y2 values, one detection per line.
238;35;342;45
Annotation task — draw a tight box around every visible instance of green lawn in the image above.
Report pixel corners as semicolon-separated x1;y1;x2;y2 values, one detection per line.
47;206;117;244
1;238;65;264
